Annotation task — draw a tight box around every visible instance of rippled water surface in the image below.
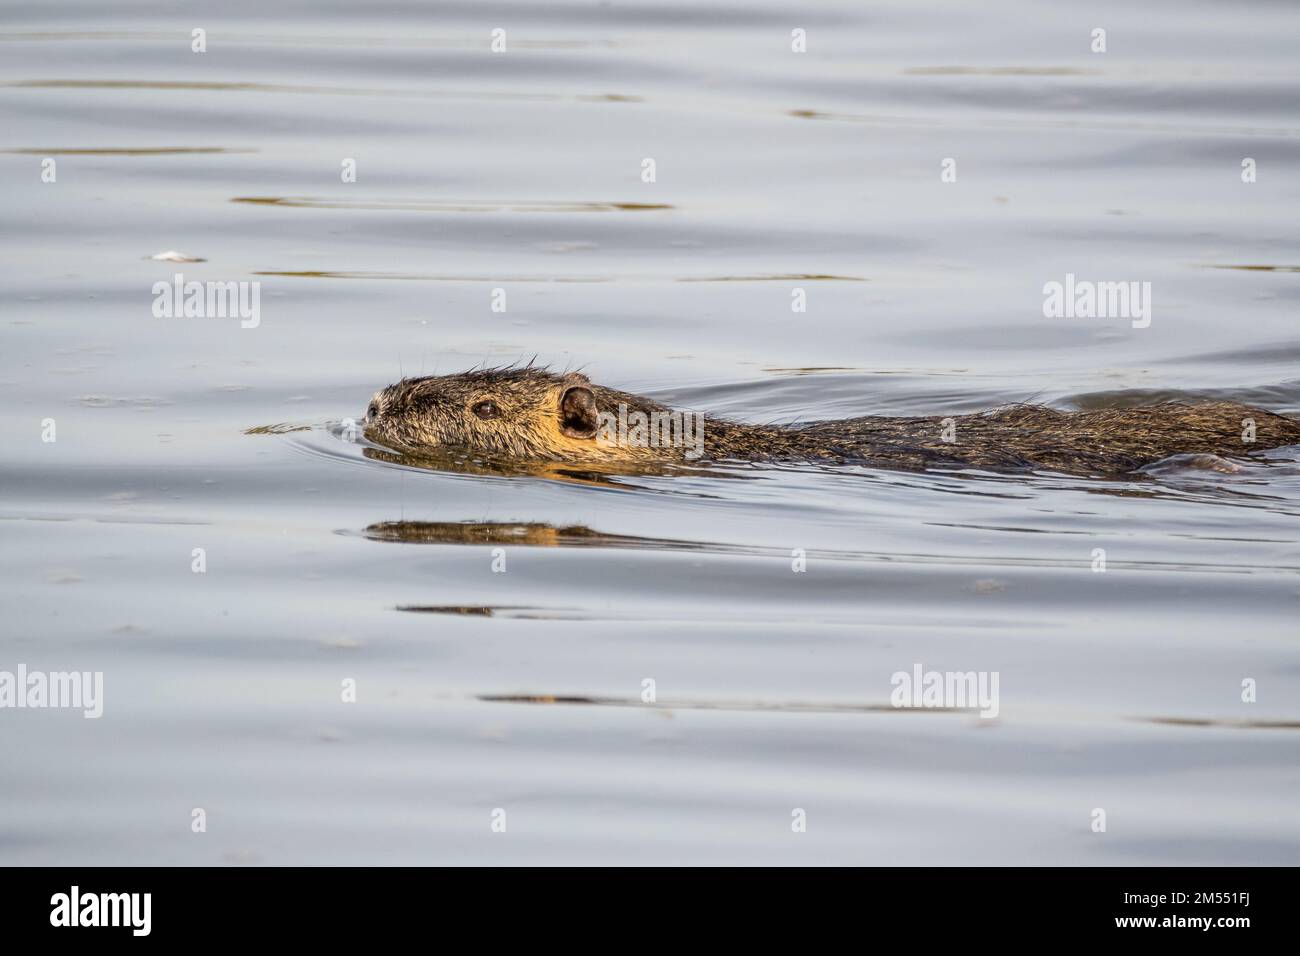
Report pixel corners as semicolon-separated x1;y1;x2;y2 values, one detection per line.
3;0;1300;864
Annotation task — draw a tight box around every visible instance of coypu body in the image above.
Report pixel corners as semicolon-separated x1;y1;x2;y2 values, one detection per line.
363;366;1300;478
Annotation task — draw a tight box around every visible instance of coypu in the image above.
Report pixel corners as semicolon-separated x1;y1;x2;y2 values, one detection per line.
362;366;1300;478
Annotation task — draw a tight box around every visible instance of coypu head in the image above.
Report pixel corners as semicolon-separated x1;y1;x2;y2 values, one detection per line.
363;365;677;463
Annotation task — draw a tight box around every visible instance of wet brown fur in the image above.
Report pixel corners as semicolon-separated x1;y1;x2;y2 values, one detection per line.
363;366;1300;478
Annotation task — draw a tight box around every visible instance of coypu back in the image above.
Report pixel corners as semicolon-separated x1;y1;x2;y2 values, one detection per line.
791;401;1300;476
362;366;1300;478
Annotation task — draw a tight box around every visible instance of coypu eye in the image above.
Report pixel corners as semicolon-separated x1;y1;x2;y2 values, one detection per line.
472;400;501;420
366;401;379;419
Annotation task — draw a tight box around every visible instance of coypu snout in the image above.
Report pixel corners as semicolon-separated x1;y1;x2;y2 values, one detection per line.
362;365;665;462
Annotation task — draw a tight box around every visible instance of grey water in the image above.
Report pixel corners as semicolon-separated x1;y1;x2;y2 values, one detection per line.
2;0;1299;864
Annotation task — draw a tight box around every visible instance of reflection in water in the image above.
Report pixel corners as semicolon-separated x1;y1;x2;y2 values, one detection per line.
677;273;864;282
364;520;691;548
232;196;673;213
3;147;252;155
396;605;613;620
359;520;1297;575
486;695;1300;728
787;106;1300;137
903;66;1101;76
1135;717;1300;731
762;366;864;374
479;693;964;715
255;270;615;282
0;31;621;50
3;78;605;104
398;605;500;616
1207;264;1300;273
252;271;862;283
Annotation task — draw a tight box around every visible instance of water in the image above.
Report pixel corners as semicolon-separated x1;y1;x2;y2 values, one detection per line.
2;0;1299;865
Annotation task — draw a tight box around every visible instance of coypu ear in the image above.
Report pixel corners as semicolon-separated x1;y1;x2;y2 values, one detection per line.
559;385;600;438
